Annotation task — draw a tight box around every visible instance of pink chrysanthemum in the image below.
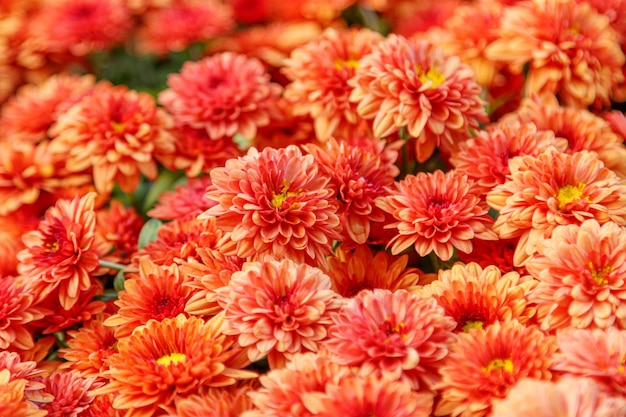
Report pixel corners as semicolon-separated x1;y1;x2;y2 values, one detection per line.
158;52;282;141
147;176;217;221
217;259;342;369
376;169;496;261
487;149;626;266
485;0;625;107
325;289;456;390
201;145;342;265
29;371;102;417
349;34;487;162
0;275;47;351
282;27;383;141
0;351;46;392
435;320;557;417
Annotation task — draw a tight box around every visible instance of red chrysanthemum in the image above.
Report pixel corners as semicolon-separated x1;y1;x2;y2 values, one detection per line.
95;200;144;267
33;285;106;334
456;236;528;276
147;176;217;221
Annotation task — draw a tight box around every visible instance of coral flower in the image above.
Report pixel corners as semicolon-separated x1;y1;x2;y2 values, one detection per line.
34;285;106;334
49;82;175;195
526;219;626;330
325;289;457;390
17;192;104;310
456;237;528;276
376;169;496;261
485;0;625;107
201;145;342;266
95;201;143;267
349;34;487;162
282;27;383;140
491;376;626;417
0;369;47;417
487;149;626;266
0;351;46;389
29;371;102;417
252;97;316;151
158;52;282;141
0;275;47;350
0;208;40;276
147;176;217;221
217;259;342;369
172;384;256;417
94;314;256;417
435;320;557;417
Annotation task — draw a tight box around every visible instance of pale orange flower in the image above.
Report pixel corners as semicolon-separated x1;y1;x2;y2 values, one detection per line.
147;176;217;221
485;0;625;107
282;27;383;141
201;145;342;266
49;82;175;195
487;149;626;266
0;275;47;351
158;52;282;141
349;34;487;162
29;371;102;417
94;314;256;417
0;369;47;417
435;320;557;417
172;383;256;417
376;169;496;261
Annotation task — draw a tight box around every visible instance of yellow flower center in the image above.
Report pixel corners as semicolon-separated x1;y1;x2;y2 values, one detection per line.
482;358;514;376
333;58;359;71
111;121;125;133
271;180;300;209
556;182;588;209
44;242;59;252
382;318;407;344
463;320;484;332
567;22;581;36
618;357;625;373
589;262;613;286
416;65;446;89
156;352;186;367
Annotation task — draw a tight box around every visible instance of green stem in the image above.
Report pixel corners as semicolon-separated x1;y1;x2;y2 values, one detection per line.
99;260;128;271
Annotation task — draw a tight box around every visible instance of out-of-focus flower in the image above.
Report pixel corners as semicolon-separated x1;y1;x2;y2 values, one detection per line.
349;34;487;162
526;219;626;330
29;371;102;417
0;275;47;351
201;145;342;266
377;169;496;261
487;149;626;266
605;109;626;139
485;0;625;107
325;289;456;390
147;176;217;221
95;201;143;267
158;52;282;141
435;320;557;417
387;0;459;37
172;383;256;417
0;208;40;276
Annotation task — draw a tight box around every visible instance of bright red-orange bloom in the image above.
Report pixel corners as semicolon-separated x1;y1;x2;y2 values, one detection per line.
158;52;282;141
487;149;626;266
94;314;256;417
456;236;528;276
0;275;47;350
34;285;106;334
349;34;487;162
172;384;256;417
95;200;143;267
29;371;102;417
49;82;175;195
17;192;105;310
147;176;217;221
377;169;496;261
201;145;342;266
435;320;557;417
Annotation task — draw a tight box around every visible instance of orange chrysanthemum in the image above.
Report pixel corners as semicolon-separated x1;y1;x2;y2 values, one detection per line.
526;219;626;330
0;208;40;276
435;320;557;417
325;289;457;390
147;176;217;221
218;259;342;368
0;275;47;351
29;371;102;417
34;285;106;334
485;0;625;107
94;314;256;417
282;27;383;141
487;149;626;266
95;200;144;267
376;169;496;261
201;145;342;266
17;192;105;310
0;369;47;417
172;383;256;417
158;52;282;141
456;236;528;276
251;97;316;151
349;34;487;162
49;82;175;195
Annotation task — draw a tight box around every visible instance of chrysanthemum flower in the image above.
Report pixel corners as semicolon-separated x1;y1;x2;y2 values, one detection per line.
449;120;567;195
491;376;626;417
94;314;256;417
456;237;528;276
0;352;47;398
0;208;40;276
435;320;557;417
485;0;625;107
95;201;143;267
605;109;626;139
29;371;102;417
526;219;626;330
104;259;192;338
0;275;47;351
282;27;383;141
34;285;106;334
201;145;342;265
147;176;217;221
217;259;342;369
0;369;47;417
387;0;459;37
17;192;105;310
158;52;282;141
487;149;626;266
172;383;256;417
49;82;175;195
376;169;496;261
251;97;316;151
79;393;120;417
135;0;234;55
325;289;456;390
349;34;487;162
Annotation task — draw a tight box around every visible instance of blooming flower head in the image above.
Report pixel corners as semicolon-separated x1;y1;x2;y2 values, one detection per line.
33;285;106;334
282;27;383;141
325;289;457;390
251;97;316;151
387;0;459;37
201;145;342;266
456;236;528;276
29;371;102;417
0;275;47;351
485;0;625;107
526;219;626;330
376;169;496;261
0;369;47;417
95;200;144;267
435;320;557;417
0;208;40;276
487;149;626;266
94;314;256;417
172;383;256;417
147;176;217;221
218;259;342;369
49;82;175;195
349;34;487;162
158;52;282;141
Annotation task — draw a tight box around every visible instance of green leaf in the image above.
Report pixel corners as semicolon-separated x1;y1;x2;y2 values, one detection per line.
142;169;185;214
138;218;163;249
113;270;126;292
